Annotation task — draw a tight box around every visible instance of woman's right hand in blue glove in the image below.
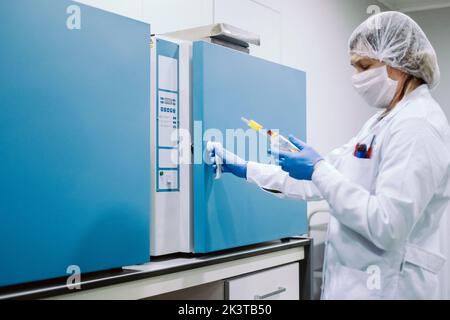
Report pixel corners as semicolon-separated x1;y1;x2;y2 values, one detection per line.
209;143;248;179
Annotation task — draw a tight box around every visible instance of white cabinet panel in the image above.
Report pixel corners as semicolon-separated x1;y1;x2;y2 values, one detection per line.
73;0;143;21
142;0;213;34
226;263;300;300
214;0;282;63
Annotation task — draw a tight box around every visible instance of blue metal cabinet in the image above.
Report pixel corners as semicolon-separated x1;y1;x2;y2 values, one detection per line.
0;0;151;287
193;41;308;253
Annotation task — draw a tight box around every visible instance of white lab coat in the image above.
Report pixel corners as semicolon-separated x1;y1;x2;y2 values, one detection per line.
247;85;450;300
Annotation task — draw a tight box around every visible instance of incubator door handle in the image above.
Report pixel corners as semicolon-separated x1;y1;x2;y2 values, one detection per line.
254;287;287;300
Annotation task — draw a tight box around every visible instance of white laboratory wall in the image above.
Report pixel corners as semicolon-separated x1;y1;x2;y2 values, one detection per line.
408;8;450;122
214;0;282;63
74;0;143;20
141;0;213;34
74;0;214;30
408;8;450;300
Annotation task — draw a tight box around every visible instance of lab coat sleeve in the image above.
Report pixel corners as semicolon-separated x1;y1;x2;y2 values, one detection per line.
247;162;323;201
312;118;447;251
246;138;357;201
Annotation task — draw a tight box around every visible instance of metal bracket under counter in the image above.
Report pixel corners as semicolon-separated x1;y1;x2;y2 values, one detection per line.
0;238;313;300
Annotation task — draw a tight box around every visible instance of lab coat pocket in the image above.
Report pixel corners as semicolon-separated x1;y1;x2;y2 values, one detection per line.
397;245;446;299
341;155;376;191
329;264;382;300
404;244;447;275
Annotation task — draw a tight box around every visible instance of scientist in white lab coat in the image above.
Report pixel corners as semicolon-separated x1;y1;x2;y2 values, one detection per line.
210;12;450;300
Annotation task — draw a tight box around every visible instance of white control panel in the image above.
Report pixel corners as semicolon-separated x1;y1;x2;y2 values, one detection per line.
156;50;179;192
150;36;193;256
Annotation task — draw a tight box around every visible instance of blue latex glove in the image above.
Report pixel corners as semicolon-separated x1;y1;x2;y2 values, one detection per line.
209;144;248;179
270;135;323;181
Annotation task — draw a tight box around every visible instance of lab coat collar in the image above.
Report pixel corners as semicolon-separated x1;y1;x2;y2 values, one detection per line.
376;84;429;124
362;84;429;139
401;84;430;106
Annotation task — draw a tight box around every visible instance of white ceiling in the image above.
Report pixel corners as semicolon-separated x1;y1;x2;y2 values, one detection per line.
378;0;450;12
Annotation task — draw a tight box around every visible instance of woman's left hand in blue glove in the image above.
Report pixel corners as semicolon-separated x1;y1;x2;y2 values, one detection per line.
269;135;324;181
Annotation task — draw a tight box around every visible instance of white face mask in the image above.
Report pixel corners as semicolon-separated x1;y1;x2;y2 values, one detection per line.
352;66;398;109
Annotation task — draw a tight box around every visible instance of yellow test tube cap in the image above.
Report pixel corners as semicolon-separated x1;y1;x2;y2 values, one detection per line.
241;117;263;132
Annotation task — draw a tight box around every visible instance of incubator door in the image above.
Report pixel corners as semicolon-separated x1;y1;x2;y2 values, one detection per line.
192;41;308;253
